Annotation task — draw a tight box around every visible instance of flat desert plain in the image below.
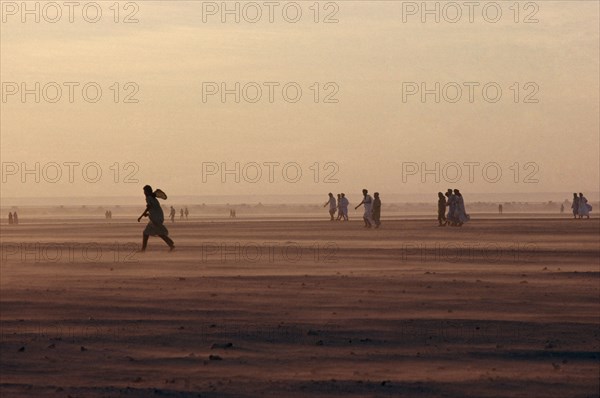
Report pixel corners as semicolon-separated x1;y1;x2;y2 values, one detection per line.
1;217;599;397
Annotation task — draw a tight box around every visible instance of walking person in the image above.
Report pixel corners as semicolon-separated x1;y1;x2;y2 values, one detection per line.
340;193;349;221
453;189;470;227
372;192;382;228
578;192;591;219
324;193;337;221
137;185;175;252
355;189;375;228
8;212;13;225
437;192;447;226
571;193;579;219
169;206;176;223
336;194;343;221
445;189;457;226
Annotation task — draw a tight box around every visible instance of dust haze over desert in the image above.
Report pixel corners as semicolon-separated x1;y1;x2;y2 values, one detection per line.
1;1;599;398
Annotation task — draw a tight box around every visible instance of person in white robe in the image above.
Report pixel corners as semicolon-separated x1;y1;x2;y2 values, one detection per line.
355;189;375;228
577;193;591;218
453;189;470;226
445;189;457;225
324;193;337;221
340;193;349;221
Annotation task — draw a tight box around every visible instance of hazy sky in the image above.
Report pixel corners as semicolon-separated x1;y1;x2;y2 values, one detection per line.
1;1;598;200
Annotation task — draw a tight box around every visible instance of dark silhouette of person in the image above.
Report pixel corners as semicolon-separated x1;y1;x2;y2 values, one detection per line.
336;194;343;221
13;212;18;225
571;193;579;219
437;192;446;226
445;189;456;226
372;192;381;228
169;206;176;223
8;212;13;225
180;208;184;220
560;203;564;214
184;207;189;220
137;185;175;251
498;204;503;214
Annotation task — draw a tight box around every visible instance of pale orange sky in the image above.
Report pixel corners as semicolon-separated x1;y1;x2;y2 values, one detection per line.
1;1;599;199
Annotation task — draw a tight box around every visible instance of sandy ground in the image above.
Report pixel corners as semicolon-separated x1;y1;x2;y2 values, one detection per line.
1;217;599;397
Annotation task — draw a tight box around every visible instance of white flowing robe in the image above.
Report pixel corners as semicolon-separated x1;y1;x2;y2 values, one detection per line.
328;197;337;211
340;197;349;215
578;196;590;216
455;195;470;223
447;194;457;222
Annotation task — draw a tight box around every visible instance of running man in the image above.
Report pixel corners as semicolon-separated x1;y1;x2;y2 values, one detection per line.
137;185;175;251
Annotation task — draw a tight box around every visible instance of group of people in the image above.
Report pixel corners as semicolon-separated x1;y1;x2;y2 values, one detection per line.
137;184;594;251
324;193;350;221
571;192;592;219
438;189;469;227
169;206;189;222
325;189;382;228
104;210;113;219
7;211;19;225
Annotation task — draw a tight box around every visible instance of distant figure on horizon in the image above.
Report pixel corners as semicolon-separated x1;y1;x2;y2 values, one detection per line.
453;189;470;227
437;192;446;227
184;207;189;220
498;204;503;214
169;206;176;223
560;203;564;213
8;212;13;225
373;192;381;228
180;208;184;220
339;193;349;221
324;193;336;221
13;212;18;225
571;193;579;219
355;189;375;228
137;185;174;251
578;193;591;219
